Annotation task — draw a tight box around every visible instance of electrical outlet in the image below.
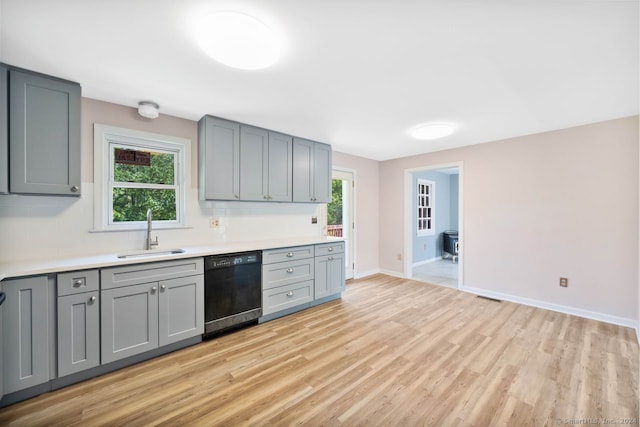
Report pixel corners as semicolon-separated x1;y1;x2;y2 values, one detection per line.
209;218;221;228
559;277;568;287
311;216;318;224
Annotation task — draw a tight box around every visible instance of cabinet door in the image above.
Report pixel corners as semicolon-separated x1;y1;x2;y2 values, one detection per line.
101;283;159;364
239;125;268;201
9;69;81;196
292;137;314;202
0;65;7;194
0;282;4;400
329;253;346;294
313;142;332;203
57;292;100;377
2;276;50;394
314;255;331;299
158;275;204;347
315;255;345;299
267;131;293;202
199;116;240;200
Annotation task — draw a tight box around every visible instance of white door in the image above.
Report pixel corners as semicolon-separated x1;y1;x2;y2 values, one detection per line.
329;169;354;280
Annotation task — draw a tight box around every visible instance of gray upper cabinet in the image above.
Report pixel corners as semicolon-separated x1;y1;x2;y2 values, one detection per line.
240;125;268;201
267;131;293;201
2;276;51;394
8;67;81;196
293;138;332;203
198;115;327;203
198;116;240;200
240;125;292;202
0;65;8;195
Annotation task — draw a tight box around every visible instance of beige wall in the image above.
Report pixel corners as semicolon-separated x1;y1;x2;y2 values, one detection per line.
333;151;380;278
0;98;322;263
379;116;639;323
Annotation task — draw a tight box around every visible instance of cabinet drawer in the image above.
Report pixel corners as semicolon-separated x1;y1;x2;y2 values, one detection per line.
57;269;99;296
101;258;204;290
262;245;314;264
262;258;314;290
262;280;313;316
315;242;344;256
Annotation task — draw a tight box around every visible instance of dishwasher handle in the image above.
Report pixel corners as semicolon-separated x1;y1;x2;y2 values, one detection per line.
0;291;5;306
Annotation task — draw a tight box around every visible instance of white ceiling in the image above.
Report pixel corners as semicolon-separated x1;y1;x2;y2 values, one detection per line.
1;1;638;161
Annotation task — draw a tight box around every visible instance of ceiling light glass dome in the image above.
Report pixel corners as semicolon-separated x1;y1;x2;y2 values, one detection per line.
194;11;281;70
410;123;455;140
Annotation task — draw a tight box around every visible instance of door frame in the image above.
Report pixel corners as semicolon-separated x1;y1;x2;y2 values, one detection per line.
332;167;356;280
403;161;464;289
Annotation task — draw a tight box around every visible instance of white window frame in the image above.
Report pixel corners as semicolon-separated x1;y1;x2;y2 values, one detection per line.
416;179;434;236
93;124;190;231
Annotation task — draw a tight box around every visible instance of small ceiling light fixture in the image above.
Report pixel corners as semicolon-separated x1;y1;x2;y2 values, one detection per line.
193;11;281;70
409;123;455;140
138;101;160;119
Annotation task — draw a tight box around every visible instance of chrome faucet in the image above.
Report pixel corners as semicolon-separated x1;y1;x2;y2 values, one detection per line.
146;208;158;250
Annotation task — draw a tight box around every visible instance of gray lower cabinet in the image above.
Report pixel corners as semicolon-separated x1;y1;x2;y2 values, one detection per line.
2;276;51;394
101;282;159;364
314;242;346;299
262;245;315;316
292;138;332;203
0;282;4;400
7;66;81;196
101;258;204;364
57;270;100;377
158;275;204;347
198;115;240;200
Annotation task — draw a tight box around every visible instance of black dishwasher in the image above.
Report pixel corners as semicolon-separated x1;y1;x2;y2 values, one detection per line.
204;251;262;337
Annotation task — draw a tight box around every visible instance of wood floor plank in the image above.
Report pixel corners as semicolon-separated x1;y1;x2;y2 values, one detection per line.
0;273;637;426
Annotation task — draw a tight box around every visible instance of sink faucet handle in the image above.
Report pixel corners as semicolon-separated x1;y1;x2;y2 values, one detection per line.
150;235;159;248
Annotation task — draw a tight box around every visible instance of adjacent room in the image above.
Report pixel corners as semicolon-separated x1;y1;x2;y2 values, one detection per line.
0;1;638;425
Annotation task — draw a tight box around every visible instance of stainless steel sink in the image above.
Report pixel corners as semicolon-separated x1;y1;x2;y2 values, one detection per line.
117;249;186;259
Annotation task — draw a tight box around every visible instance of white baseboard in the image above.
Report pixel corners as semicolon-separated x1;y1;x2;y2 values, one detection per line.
353;269;380;279
412;256;442;268
378;269;406;279
462;285;637;329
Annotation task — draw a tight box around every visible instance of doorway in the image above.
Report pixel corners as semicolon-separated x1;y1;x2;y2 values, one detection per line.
403;162;463;289
328;169;355;280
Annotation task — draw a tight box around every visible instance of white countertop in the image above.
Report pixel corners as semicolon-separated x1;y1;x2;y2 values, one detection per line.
0;236;344;282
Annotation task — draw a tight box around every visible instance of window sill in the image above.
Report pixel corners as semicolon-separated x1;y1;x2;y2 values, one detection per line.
89;225;193;233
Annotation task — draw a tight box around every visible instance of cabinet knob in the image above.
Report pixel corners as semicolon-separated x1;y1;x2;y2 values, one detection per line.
73;279;84;287
328;256;334;261
234;194;239;199
89;296;96;303
151;286;157;293
286;291;294;297
70;186;79;193
286;252;294;257
263;195;268;200
286;268;294;273
161;284;166;290
328;247;333;252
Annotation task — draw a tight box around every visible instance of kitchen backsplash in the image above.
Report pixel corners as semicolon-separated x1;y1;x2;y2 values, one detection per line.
0;183;324;263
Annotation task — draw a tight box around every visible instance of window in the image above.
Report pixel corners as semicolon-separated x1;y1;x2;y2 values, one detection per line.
94;124;190;231
417;179;434;236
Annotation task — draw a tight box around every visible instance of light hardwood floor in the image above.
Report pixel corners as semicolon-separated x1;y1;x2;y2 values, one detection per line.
1;274;638;426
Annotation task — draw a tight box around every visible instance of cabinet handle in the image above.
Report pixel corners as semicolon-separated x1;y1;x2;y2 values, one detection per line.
70;186;79;193
73;279;83;287
328;247;333;252
286;291;294;297
234;194;239;199
161;284;166;290
286;268;294;273
89;296;96;303
263;195;268;200
286;252;294;257
328;256;334;261
151;286;157;293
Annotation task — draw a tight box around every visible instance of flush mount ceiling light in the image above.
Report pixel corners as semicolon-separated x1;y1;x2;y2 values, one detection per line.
138;101;159;119
409;123;455;140
194;11;281;70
